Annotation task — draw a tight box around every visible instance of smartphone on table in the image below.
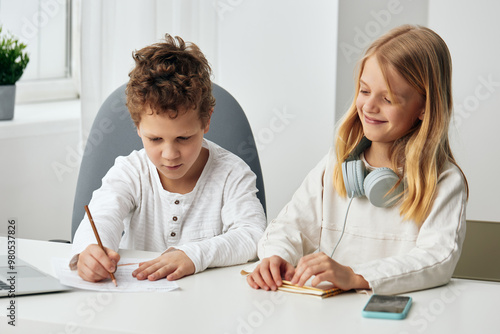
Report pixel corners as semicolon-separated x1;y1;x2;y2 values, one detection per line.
362;294;412;320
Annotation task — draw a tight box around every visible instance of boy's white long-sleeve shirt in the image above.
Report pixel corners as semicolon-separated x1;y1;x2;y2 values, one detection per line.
258;146;467;295
72;139;266;273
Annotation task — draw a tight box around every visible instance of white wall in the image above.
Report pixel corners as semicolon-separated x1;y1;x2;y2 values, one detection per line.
215;0;338;221
428;0;500;222
0;101;80;241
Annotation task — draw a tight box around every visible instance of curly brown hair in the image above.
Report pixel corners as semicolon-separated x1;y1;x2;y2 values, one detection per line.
126;34;215;127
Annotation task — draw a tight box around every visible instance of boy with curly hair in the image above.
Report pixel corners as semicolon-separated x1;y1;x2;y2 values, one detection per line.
71;34;266;282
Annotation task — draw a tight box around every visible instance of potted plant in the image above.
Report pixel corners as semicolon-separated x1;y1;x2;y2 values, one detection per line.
0;25;29;121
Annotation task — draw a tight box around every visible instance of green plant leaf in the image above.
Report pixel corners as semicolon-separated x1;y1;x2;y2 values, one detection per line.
0;25;30;85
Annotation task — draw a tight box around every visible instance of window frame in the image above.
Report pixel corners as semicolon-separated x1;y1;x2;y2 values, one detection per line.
12;0;80;104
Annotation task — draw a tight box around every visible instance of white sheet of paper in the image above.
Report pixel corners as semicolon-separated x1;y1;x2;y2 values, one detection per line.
52;257;179;292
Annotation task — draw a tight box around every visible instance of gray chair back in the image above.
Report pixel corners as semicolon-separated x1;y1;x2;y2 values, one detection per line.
71;83;266;241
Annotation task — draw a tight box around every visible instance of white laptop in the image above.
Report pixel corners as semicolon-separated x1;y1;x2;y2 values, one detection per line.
0;256;71;297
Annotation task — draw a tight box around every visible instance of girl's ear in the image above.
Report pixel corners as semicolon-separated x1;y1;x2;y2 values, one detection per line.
418;107;425;121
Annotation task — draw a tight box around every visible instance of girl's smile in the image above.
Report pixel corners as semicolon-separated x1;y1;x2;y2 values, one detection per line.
356;56;425;149
363;114;387;125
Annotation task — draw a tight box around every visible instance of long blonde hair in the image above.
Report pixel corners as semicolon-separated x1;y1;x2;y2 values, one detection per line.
333;25;468;225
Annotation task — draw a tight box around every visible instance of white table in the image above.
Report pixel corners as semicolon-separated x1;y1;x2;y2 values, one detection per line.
0;237;498;334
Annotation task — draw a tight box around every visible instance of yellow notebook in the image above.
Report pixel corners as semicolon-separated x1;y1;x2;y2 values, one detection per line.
241;269;345;298
278;280;345;299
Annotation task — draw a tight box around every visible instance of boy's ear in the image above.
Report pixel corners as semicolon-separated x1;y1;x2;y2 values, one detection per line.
204;108;214;134
137;127;142;138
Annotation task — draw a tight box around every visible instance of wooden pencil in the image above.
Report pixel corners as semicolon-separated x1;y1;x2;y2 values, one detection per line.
84;205;117;287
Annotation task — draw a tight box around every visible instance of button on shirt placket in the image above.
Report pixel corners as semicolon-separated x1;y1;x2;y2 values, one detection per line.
169;199;181;242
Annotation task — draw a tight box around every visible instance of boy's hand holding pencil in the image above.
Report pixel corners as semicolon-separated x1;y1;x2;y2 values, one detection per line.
75;206;120;285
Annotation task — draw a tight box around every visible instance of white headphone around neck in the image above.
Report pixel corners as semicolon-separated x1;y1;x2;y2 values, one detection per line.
341;137;403;207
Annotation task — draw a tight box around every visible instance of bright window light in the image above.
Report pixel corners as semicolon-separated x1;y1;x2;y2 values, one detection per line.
0;0;79;103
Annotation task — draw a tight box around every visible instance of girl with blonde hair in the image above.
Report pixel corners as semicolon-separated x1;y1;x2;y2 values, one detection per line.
247;25;468;294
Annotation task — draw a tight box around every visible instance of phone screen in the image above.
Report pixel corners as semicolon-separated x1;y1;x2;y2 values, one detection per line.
363;295;411;313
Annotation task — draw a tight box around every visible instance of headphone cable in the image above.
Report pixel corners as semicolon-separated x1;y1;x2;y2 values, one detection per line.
330;192;354;258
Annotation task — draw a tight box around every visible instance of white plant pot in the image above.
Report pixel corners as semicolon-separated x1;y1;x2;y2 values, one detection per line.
0;84;16;121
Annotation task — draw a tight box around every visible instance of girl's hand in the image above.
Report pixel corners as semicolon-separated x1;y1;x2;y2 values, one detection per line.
246;255;295;291
77;244;120;282
132;250;195;281
290;252;369;291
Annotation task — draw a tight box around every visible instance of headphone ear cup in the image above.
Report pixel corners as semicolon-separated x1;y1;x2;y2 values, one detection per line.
364;168;403;207
342;160;366;198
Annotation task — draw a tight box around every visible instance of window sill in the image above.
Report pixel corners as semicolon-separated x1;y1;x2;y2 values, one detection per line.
0;99;81;140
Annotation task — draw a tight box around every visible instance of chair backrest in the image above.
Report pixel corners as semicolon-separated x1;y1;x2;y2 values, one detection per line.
71;83;266;241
